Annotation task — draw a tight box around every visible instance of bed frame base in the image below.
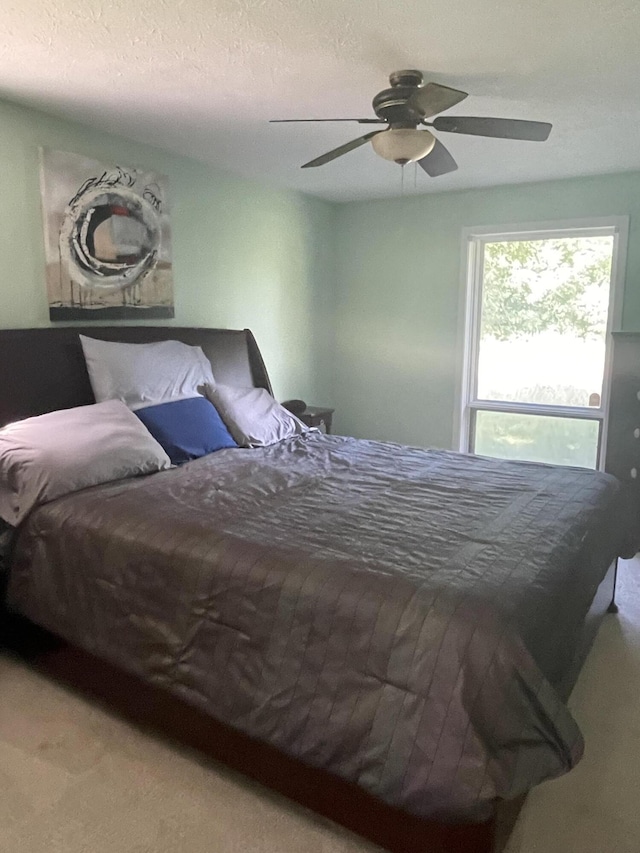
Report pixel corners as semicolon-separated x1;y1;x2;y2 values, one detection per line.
0;557;619;853
2;614;499;853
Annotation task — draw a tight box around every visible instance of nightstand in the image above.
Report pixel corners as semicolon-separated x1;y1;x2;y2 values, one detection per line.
298;406;334;434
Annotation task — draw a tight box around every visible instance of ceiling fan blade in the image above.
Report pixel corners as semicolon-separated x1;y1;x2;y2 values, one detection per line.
433;116;552;141
301;131;382;168
271;118;385;124
407;82;468;119
418;138;458;177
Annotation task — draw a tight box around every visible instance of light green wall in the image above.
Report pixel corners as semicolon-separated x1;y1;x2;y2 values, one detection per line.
4;94;639;443
0;98;335;402
333;172;640;447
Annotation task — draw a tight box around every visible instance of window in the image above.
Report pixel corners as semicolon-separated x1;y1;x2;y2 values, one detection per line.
456;218;628;470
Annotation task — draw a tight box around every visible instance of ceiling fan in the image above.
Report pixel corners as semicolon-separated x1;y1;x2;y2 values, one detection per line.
271;70;552;176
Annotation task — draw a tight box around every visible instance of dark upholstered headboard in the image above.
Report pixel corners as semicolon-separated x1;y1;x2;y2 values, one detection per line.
0;327;272;427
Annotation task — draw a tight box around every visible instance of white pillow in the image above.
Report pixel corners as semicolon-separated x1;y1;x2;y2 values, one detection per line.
205;383;307;448
80;335;215;410
0;400;171;526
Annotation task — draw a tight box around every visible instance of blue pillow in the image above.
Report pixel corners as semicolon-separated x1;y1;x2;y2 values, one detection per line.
135;396;237;465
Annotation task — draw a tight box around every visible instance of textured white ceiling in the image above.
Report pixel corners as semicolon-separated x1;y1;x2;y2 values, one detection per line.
1;0;640;202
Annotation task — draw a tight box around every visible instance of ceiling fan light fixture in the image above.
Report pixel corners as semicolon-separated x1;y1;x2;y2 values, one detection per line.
371;128;435;165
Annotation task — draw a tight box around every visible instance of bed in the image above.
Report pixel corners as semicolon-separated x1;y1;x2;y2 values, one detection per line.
0;326;636;853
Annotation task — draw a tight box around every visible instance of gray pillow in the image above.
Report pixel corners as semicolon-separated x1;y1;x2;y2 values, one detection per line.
80;335;215;410
0;400;171;526
205;383;308;447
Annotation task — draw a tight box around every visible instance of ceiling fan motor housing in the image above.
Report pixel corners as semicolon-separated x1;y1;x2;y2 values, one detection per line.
372;69;425;127
388;70;424;87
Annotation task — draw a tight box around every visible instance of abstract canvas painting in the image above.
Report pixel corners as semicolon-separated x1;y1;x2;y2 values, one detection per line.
39;148;174;321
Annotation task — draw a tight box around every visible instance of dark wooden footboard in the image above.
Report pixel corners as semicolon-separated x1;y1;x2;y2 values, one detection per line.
0;558;618;853
2;613;498;853
0;564;615;853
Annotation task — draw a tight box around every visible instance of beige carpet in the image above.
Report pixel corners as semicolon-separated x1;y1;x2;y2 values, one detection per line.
0;559;638;853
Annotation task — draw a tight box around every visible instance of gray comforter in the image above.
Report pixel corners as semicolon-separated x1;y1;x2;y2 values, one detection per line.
5;434;634;822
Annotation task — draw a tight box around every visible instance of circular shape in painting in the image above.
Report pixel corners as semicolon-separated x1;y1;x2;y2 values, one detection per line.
61;187;161;290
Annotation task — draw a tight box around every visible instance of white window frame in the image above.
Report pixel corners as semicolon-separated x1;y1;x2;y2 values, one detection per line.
454;216;629;470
